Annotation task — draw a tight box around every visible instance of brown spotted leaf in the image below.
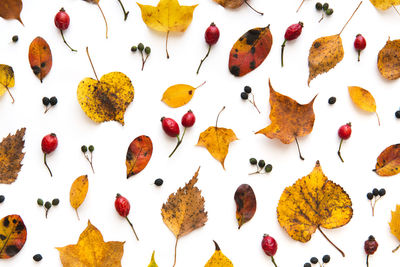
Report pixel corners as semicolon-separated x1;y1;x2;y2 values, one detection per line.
126;135;153;178
0;128;26;184
0;0;23;24
378;38;400;80
373;144;400;176
234;184;256;229
28;37;52;83
308;35;344;85
0;215;27;259
229;26;273;77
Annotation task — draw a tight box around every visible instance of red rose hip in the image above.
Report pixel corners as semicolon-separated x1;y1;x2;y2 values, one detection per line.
281;22;304;67
354;34;366;62
364;235;378;267
181;110;196;128
41;133;58;177
197;23;220;74
115;194;139;240
337;122;352;162
261;234;278;267
54;8;77;52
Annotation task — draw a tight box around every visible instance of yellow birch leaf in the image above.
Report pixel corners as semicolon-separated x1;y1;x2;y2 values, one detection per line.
69;175;89;220
0;64;15;103
147;251;158;267
370;0;400;10
390;205;400;252
204;241;234;267
161;82;205;108
348;86;380;125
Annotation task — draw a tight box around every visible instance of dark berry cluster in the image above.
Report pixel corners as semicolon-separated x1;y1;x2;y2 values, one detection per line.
366;188;385;216
249;158;272;175
37;198;59;218
42;96;58;113
304;255;330;267
131;43;151;70
81;145;95;173
315;2;333;22
240;86;260;113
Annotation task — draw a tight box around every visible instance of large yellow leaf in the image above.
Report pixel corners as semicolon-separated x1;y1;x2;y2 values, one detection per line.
0;128;25;184
0;64;15;103
348;86;380;125
204;241;234;267
390;205;400;252
56;221;124;267
277;161;352;257
69;175;89;220
370;0;400;10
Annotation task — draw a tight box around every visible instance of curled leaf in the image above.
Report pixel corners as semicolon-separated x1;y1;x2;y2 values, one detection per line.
0;0;23;24
0;128;26;184
234;184;256;229
348;86;380;125
373;144;400;176
204;241;234;267
161;82;205;108
377;38;400;80
0;215;27;259
126;135;153;178
147;251;158;267
28;37;52;83
0;64;15;103
229;26;273;77
69;175;89;220
77;72;134;125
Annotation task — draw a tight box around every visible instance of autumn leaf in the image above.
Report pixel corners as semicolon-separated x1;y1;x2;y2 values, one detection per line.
277;161;352;257
0;215;27;259
83;0;108;38
373;144;400;176
28;37;52;83
390;205;400;252
234;184;256;229
147;251;158;267
204;241;234;267
256;80;316;160
161;167;207;267
137;0;198;58
161;81;206;108
197;107;238;169
57;221;124;267
348;86;380;125
0;128;26;184
229;26;273;77
370;0;400;10
0;64;16;103
0;0;23;24
213;0;263;15
377;38;400;80
126;135;153;178
70;175;89;220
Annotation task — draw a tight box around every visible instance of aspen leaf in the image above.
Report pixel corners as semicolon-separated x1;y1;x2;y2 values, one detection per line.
277;161;352;257
161;167;207;267
0;128;26;184
69;175;89;220
348;86;380;125
377;38;400;80
369;0;400;10
204;241;234;267
28;37;52;83
148;251;158;267
234;184;256;229
0;215;27;259
161;82;205;108
0;0;23;24
56;221;124;267
126;135;153;178
0;64;16;103
229;26;273;77
389;205;400;252
373;144;400;176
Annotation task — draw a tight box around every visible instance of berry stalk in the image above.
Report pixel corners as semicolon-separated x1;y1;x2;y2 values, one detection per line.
270;256;278;267
337;138;345;162
60;30;77;52
169;127;186;157
197;45;211;74
116;0;129;20
44;154;53;177
126;216;139;241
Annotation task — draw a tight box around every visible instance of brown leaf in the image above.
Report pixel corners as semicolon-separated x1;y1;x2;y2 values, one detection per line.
373;144;400;176
234;184;256;229
126;135;153;178
28;37;52;83
0;215;27;259
0;0;23;24
377;38;400;80
161;167;207;267
0;128;26;184
308;35;344;85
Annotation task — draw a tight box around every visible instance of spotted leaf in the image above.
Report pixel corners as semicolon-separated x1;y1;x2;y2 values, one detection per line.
126;135;153;178
0;215;27;259
28;37;52;83
373;144;400;176
377;38;400;80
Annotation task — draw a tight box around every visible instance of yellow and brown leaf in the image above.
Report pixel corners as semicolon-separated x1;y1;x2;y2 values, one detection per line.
0;128;26;184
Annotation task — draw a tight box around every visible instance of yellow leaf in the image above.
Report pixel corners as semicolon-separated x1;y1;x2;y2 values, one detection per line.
77;72;134;125
161;167;207;267
0;64;15;103
204;241;233;267
348;86;380;125
0;128;26;184
161;82;205;108
370;0;400;10
373;144;400;176
69;175;89;220
147;251;158;267
390;205;400;252
277;161;352;257
56;221;125;267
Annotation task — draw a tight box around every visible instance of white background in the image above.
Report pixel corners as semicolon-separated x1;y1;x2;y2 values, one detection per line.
1;0;400;266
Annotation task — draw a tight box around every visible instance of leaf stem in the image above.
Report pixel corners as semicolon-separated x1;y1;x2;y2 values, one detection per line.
271;256;278;267
376;113;381;126
392;243;400;253
393;5;400;16
296;0;306;12
216;106;226;128
169;127;186;157
197;45;211;74
243;0;263;15
294;137;304;160
116;0;129;20
86;47;99;81
60;29;77;52
5;86;14;103
75;209;80;220
173;237;178;267
126;216;139;241
281;39;287;67
338;1;363;36
337;138;344;163
96;3;108;39
44;153;53;177
195;81;206;89
166;31;170;59
318;226;345;257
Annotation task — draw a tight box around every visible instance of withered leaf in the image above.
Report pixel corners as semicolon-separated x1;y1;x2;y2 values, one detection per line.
28;37;52;83
0;215;27;259
373;144;400;176
0;128;26;184
126;135;153;178
377;38;400;80
234;184;256;229
69;175;89;220
204;241;234;267
0;0;23;24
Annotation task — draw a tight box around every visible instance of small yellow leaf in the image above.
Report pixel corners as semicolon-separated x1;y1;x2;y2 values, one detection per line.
162;82;205;108
69;175;89;220
0;64;16;103
348;86;380;125
204;241;234;267
147;251;158;267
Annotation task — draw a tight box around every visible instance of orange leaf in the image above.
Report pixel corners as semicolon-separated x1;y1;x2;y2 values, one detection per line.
234;184;256;229
0;215;27;259
126;135;153;178
373;144;400;176
377;38;400;80
0;0;23;25
0;128;26;184
28;37;52;83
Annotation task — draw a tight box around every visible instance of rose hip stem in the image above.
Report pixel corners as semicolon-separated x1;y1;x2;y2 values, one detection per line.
116;0;129;20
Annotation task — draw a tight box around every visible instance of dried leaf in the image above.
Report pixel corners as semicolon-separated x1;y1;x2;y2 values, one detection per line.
161;167;207;267
234;184;256;229
214;0;243;8
69;175;89;220
308;35;344;85
0;128;26;184
0;215;27;259
147;251;158;267
28;37;52;83
377;38;400;80
204;241;234;267
373;144;400;176
348;86;380;125
369;0;400;10
77;72;134;125
161;83;201;108
0;64;15;103
0;0;23;24
229;26;273;77
390;205;400;251
277;161;352;256
126;135;153;178
56;221;124;267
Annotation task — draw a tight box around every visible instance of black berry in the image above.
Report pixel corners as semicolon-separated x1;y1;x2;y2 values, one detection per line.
258;160;265;168
244;86;252;94
379;188;386;196
89;145;94;152
310;257;318;264
33;254;42;262
304;263;312;267
265;164;273;173
131;46;137;52
52;198;60;206
154;178;163;186
81;145;88;153
315;2;322;10
367;192;373;200
249;158;257;165
328;97;336;104
44;201;52;209
37;198;44;206
49;96;57;106
240;92;248;100
0;195;4;203
322;255;330;263
372;188;379;196
322;3;329;10
326;8;334;15
396;110;400;118
42;97;50;106
145;46;151;54
12;35;18;42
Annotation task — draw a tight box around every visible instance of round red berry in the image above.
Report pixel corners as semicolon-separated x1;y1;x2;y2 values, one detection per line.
205;22;220;46
284;22;303;41
115;194;130;217
54;8;70;31
364;235;378;255
338;123;352;140
161;117;180;137
181;110;196;128
261;234;277;257
41;133;58;154
354;34;366;51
